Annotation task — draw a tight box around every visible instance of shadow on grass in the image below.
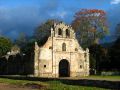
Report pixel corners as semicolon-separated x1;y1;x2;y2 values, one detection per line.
0;75;120;89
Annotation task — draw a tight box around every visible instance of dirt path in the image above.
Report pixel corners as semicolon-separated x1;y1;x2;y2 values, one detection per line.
0;83;39;90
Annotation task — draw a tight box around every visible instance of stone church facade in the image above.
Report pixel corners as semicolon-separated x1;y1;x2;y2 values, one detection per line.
34;22;89;77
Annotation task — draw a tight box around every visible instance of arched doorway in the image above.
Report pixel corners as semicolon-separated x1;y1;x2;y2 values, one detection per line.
59;59;70;77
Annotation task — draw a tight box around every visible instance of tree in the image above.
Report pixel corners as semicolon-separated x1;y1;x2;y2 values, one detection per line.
114;23;120;40
14;32;36;54
14;32;27;48
34;19;60;46
89;44;110;74
109;37;120;71
72;9;109;48
22;38;35;54
0;36;13;57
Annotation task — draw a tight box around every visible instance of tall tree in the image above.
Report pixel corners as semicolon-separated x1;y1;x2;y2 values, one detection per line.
0;36;13;57
89;44;110;74
114;23;120;40
109;37;120;70
72;9;109;48
15;32;27;46
14;32;35;53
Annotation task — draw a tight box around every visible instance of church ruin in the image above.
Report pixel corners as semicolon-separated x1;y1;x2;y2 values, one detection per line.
34;22;89;77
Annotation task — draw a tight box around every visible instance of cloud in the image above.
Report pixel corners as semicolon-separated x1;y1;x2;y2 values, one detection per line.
0;0;65;39
50;11;67;19
59;11;67;18
0;6;52;39
111;0;120;4
105;4;120;42
0;0;83;39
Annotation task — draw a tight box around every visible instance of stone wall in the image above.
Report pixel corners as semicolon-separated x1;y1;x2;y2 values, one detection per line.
0;54;34;75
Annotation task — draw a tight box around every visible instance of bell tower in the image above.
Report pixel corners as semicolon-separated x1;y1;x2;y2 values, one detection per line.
50;22;75;39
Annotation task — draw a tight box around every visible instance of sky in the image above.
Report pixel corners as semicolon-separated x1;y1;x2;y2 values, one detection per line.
0;0;120;41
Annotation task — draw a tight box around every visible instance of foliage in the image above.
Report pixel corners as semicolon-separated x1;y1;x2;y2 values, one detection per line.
89;36;120;73
14;32;35;54
101;71;120;76
89;44;110;74
14;32;27;48
0;36;12;57
89;55;96;74
109;37;120;70
22;38;36;54
114;23;120;40
14;19;61;57
11;45;20;52
72;9;109;48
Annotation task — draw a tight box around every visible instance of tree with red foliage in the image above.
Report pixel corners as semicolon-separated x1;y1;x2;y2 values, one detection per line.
72;9;109;47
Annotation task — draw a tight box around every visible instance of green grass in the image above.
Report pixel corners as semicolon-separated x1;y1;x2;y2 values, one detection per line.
0;77;112;90
0;78;48;88
47;80;108;90
84;75;120;81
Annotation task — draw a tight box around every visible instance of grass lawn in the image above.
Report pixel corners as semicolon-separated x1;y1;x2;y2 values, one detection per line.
84;75;120;81
0;75;120;90
0;78;48;89
47;80;108;90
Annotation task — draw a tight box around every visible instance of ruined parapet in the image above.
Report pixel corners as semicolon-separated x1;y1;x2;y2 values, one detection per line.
53;22;75;38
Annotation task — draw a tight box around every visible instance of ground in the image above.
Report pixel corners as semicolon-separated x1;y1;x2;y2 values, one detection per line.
0;77;48;90
0;76;120;90
0;83;37;90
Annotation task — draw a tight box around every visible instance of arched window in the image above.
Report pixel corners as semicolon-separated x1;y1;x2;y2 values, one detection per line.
66;29;70;37
80;65;82;69
62;43;66;51
58;28;62;35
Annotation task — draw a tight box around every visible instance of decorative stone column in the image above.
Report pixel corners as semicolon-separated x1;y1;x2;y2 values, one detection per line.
34;42;39;77
85;48;90;76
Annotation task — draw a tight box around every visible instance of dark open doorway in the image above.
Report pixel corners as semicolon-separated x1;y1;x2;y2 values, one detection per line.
59;59;70;77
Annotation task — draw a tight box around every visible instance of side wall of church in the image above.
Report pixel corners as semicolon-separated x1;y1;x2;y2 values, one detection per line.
34;37;54;77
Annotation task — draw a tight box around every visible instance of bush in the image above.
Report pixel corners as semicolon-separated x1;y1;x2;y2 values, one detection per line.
101;71;120;76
